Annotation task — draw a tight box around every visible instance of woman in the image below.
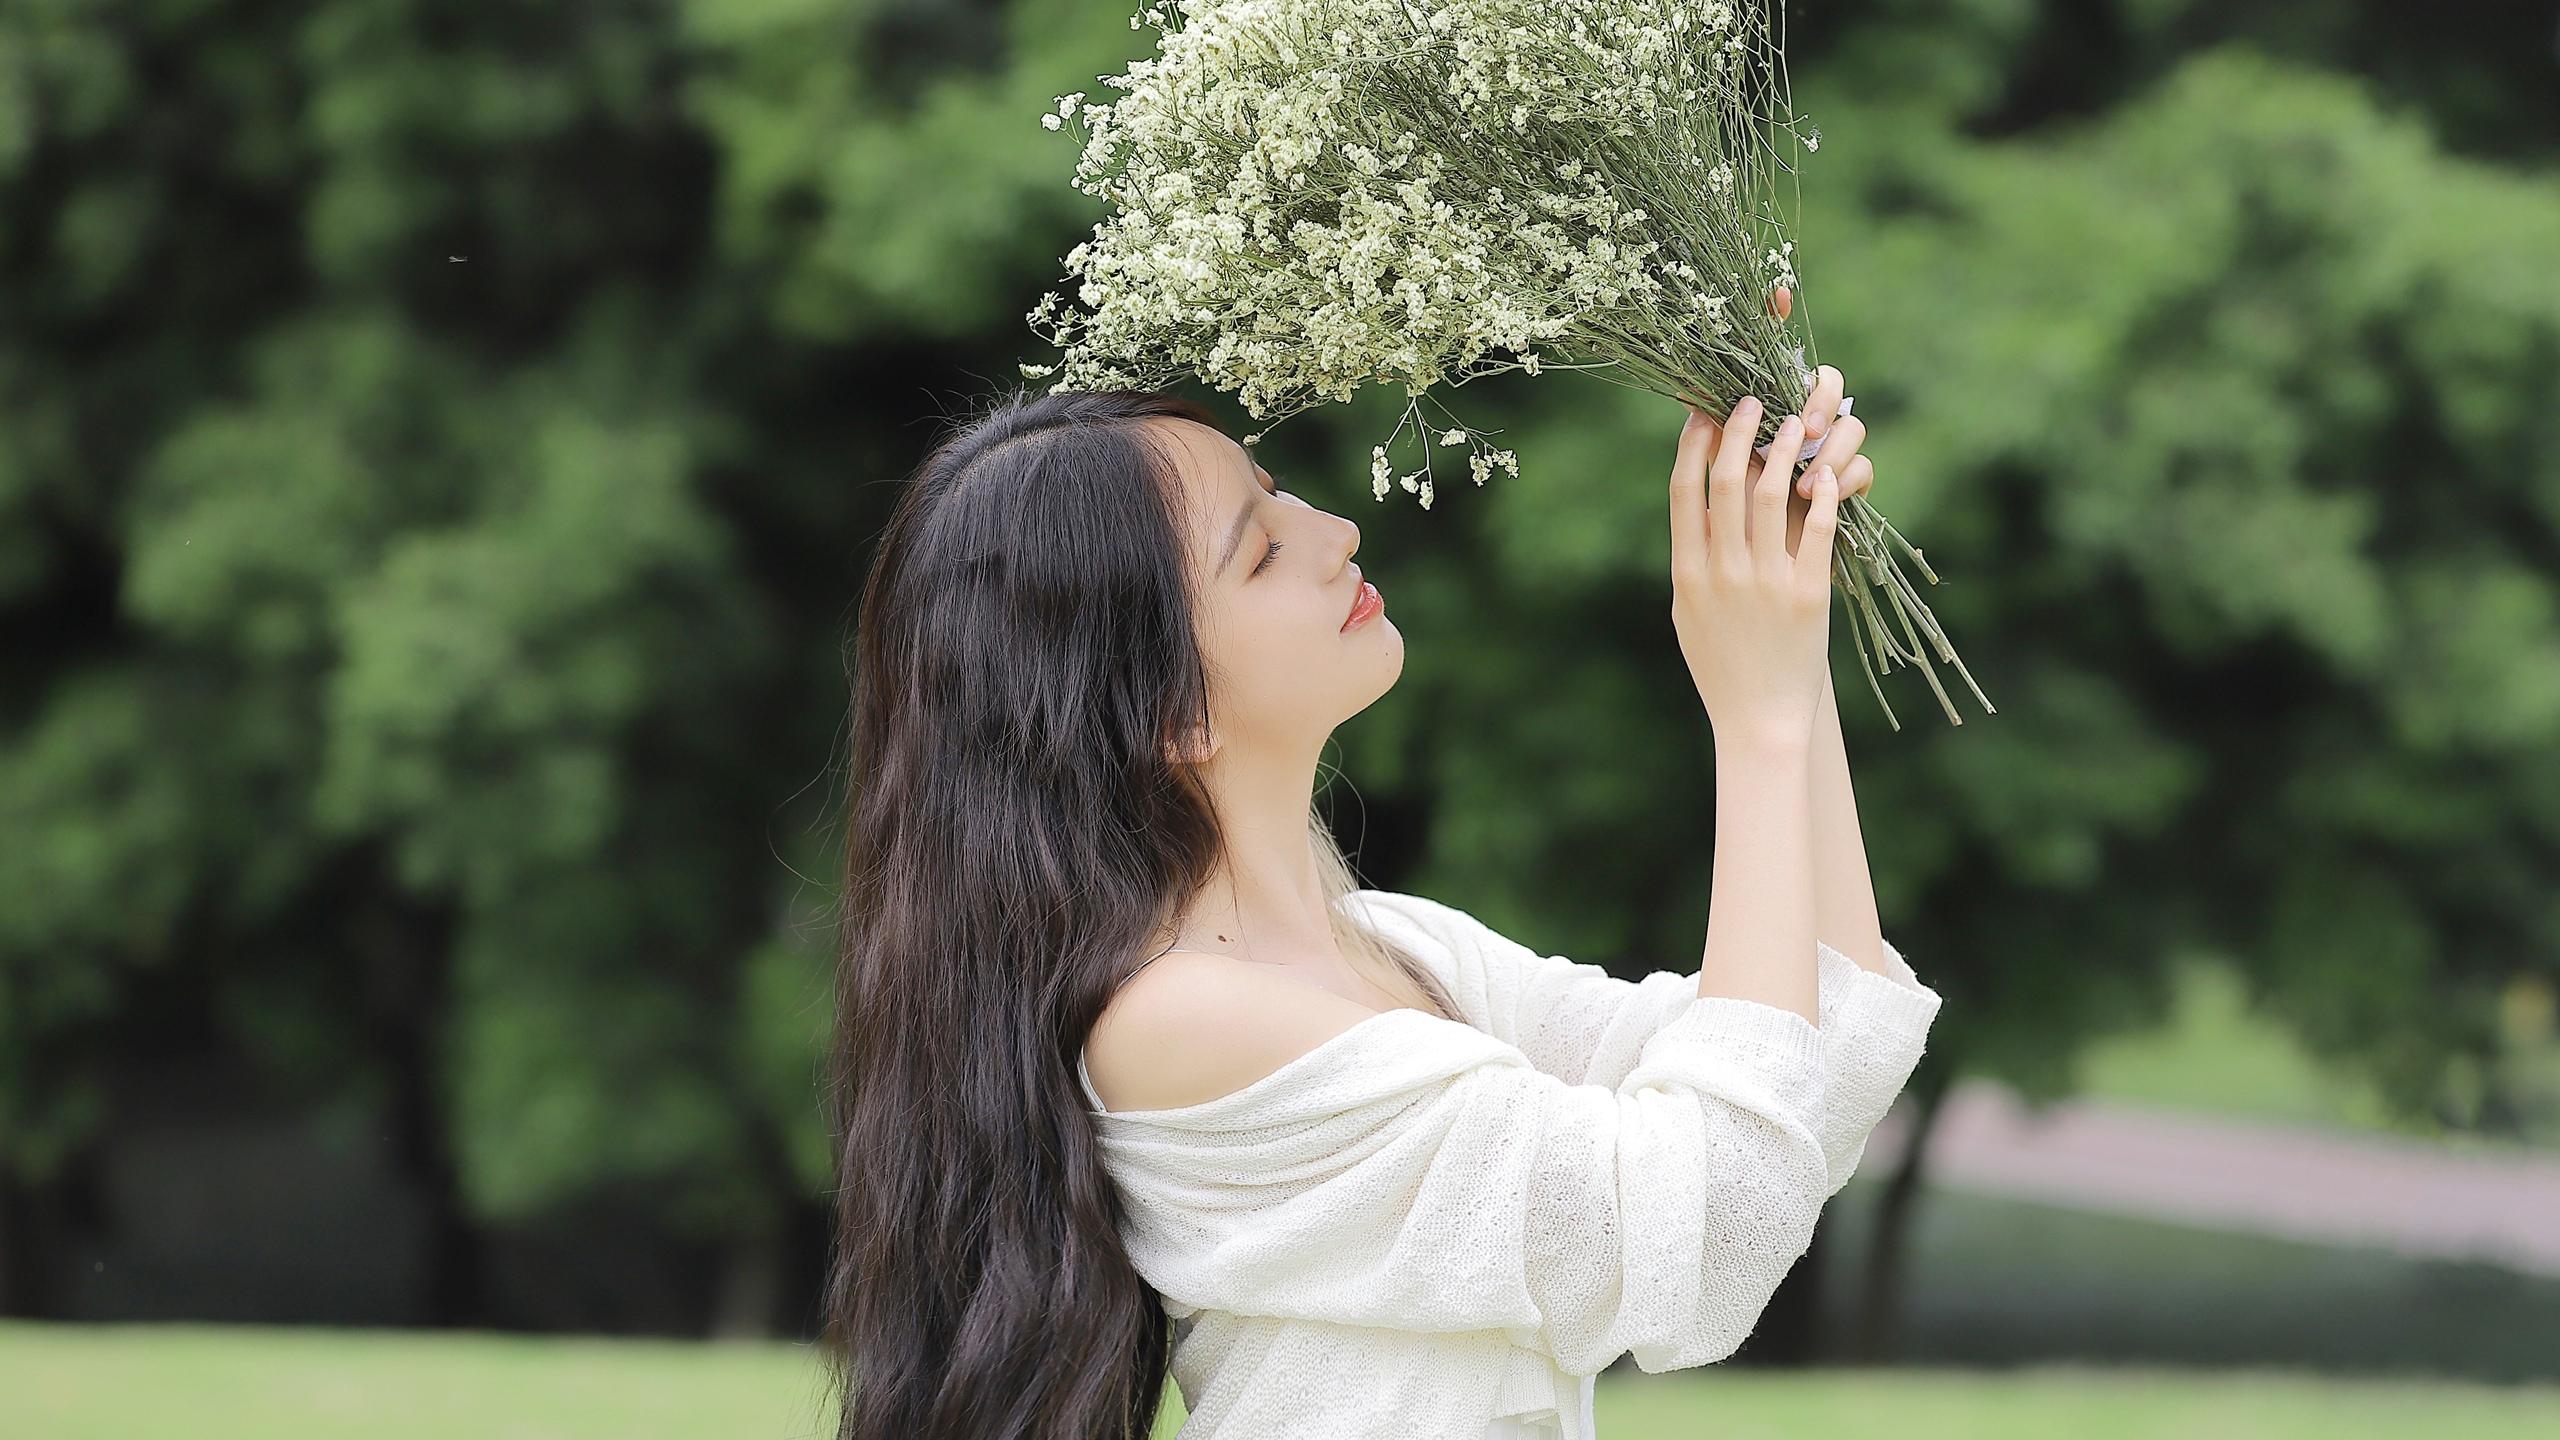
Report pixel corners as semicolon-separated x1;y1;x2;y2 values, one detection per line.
819;354;1943;1438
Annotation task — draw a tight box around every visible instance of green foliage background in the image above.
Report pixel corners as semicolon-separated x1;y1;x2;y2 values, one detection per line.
2;0;2553;1329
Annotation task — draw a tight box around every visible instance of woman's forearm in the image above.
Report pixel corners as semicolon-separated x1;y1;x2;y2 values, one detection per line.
1701;731;1820;1025
1809;668;1889;977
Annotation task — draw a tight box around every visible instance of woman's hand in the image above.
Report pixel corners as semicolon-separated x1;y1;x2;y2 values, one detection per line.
1669;394;1847;752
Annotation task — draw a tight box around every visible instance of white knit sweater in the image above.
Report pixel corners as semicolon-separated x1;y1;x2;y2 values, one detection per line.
1077;887;1945;1440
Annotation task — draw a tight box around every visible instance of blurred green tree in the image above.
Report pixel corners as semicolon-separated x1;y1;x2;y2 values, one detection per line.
0;0;826;1326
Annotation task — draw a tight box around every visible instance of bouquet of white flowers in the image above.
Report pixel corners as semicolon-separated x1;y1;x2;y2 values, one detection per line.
1021;0;1990;729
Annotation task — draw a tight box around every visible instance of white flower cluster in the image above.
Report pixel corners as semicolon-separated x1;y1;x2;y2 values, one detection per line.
1023;0;1818;507
1764;238;1796;293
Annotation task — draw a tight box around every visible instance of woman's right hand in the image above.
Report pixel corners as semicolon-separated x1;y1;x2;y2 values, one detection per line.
1668;395;1844;753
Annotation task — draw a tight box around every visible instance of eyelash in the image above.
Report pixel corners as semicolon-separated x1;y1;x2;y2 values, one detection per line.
1251;537;1284;575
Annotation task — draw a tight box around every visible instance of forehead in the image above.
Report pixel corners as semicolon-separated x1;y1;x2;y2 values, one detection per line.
1149;416;1261;494
1147;418;1267;551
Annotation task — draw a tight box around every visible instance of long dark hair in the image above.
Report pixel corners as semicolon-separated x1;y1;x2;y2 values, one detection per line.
820;386;1455;1438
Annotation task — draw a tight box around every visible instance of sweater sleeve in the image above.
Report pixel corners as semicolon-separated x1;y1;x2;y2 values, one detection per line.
1093;996;1832;1378
1805;938;1944;1195
1344;889;1942;1196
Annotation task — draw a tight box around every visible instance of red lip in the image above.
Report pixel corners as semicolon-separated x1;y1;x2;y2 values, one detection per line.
1341;574;1384;630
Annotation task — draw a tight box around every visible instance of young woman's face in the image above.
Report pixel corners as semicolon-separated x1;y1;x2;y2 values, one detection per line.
1146;417;1403;760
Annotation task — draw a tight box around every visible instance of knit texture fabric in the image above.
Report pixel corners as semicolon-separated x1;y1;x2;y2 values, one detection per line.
1080;888;1944;1439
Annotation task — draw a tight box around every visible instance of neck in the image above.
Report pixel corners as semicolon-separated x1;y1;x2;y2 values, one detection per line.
1165;739;1336;964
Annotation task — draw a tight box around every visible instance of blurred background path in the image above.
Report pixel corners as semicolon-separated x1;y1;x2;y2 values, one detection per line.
1871;1080;2560;1278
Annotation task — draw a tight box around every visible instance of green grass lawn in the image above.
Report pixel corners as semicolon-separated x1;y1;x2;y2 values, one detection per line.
0;1321;840;1440
5;1319;2557;1439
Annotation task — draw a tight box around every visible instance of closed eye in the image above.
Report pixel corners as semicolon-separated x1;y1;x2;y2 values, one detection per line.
1250;537;1284;576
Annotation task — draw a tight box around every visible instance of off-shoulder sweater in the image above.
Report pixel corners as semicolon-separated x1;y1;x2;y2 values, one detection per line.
1076;887;1946;1440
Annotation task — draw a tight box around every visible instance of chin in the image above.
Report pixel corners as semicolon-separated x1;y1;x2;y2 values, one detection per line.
1350;620;1404;696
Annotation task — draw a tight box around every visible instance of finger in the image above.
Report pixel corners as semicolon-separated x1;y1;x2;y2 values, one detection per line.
1838;453;1875;500
1668;406;1716;582
1796;464;1842;592
1690;404;1778;491
1684;402;1725;453
1798;412;1866;498
1691;411;1743;504
1708;395;1762;573
1752;415;1803;574
1769;285;1793;321
1800;365;1844;439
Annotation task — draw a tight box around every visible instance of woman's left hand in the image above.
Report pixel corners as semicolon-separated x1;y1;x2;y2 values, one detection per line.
1687;284;1874;560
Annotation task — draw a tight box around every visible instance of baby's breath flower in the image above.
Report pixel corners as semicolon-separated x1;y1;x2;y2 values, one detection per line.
1025;0;1986;726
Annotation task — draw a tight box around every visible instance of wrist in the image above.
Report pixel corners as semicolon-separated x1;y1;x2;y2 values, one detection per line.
1714;723;1816;768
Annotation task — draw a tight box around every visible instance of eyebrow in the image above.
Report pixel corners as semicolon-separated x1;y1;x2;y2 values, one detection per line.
1215;464;1276;575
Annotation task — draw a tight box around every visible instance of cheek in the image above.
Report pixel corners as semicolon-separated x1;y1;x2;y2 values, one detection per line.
1243;591;1337;654
1261;590;1324;642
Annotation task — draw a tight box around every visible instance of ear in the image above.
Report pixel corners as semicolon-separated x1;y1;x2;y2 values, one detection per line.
1163;719;1220;767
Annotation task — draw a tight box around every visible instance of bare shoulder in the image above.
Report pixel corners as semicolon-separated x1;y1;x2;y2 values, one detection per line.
1085;950;1384;1114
